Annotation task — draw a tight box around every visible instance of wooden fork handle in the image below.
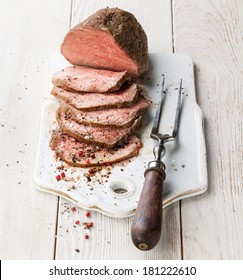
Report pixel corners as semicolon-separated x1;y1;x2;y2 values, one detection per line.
131;167;165;251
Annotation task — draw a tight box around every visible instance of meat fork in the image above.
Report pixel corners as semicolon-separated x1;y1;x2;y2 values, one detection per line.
131;78;183;251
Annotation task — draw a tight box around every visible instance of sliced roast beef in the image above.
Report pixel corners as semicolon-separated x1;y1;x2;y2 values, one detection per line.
56;106;141;147
61;8;149;78
61;95;149;128
50;130;142;167
51;84;140;111
52;65;131;93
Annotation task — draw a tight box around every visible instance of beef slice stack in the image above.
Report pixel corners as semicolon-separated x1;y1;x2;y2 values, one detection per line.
50;8;149;167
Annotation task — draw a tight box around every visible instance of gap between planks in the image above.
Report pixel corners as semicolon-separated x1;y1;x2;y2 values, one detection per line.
53;0;73;260
171;0;184;260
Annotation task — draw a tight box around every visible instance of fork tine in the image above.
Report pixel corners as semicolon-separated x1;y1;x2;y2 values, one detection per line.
172;79;183;138
150;76;165;137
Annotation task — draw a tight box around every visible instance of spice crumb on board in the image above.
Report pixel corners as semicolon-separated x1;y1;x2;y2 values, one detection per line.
71;207;76;212
65;176;75;182
85;212;91;217
83;222;94;230
55;174;61;181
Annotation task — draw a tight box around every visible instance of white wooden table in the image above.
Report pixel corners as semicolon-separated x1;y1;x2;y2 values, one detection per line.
0;0;242;260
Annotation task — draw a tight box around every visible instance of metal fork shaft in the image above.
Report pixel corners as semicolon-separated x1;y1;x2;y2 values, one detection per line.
153;139;166;162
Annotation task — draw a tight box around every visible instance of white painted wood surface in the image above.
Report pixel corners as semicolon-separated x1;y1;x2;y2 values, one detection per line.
173;0;243;259
0;0;242;259
0;0;71;259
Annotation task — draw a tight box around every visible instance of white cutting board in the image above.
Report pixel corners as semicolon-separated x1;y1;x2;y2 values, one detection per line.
34;53;207;218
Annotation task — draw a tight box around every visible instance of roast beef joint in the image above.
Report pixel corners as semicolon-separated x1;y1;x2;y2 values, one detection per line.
50;7;149;167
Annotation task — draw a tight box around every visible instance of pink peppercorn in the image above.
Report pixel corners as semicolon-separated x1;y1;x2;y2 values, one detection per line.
56;175;61;181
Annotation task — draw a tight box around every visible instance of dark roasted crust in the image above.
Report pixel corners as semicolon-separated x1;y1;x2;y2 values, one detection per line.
62;8;149;76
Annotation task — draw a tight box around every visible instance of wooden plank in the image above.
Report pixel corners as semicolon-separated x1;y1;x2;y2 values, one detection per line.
56;200;181;259
0;0;71;259
173;0;243;259
55;0;181;260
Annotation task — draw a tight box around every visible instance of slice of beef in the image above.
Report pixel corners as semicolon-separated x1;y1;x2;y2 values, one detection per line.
52;65;131;93
61;95;149;128
50;130;142;167
61;8;149;78
51;84;140;111
56;106;141;147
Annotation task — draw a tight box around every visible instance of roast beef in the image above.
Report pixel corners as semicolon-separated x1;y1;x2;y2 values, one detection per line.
52;65;131;93
51;84;140;111
61;8;149;78
56;106;141;147
50;130;142;167
61;95;149;128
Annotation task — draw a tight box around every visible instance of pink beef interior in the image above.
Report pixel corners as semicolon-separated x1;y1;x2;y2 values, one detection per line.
52;65;130;93
61;28;138;77
51;84;139;111
57;107;141;147
63;95;149;127
50;131;142;167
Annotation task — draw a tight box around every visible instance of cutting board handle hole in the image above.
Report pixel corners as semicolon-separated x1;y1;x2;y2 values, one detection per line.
109;178;135;197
